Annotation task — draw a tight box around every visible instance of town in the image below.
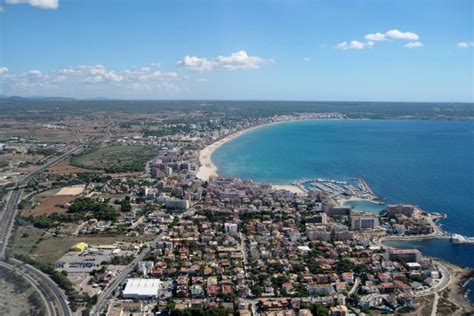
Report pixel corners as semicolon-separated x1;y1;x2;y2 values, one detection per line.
0;103;472;316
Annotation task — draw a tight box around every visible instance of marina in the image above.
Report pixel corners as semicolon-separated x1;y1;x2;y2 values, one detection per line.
293;177;380;202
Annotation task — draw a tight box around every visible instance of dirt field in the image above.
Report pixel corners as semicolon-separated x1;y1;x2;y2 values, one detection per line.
56;185;85;196
22;188;76;217
50;159;100;174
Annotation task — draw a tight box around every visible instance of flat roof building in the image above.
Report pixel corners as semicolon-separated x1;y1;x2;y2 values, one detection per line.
385;248;421;263
122;278;162;300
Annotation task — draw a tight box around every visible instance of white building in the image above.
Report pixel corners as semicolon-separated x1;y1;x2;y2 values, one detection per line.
351;213;378;230
122;278;162;300
224;222;238;234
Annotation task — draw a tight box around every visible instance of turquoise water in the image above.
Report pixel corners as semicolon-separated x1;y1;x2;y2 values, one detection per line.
213;119;474;300
343;200;386;214
213;119;474;235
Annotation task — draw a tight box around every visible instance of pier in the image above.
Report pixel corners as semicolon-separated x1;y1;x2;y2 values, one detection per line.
450;234;474;244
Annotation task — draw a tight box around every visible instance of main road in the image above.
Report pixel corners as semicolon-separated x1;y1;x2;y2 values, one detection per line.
0;139;95;315
0;145;84;257
92;232;166;315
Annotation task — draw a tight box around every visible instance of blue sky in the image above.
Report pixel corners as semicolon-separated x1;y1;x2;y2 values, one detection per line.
0;0;472;101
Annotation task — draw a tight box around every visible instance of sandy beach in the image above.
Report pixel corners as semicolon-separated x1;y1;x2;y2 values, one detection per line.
195;120;306;195
196;122;285;181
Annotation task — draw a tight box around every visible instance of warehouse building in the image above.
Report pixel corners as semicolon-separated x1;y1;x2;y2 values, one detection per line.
70;242;88;252
122;278;162;300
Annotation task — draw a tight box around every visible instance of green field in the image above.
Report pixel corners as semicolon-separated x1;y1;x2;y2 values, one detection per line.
70;145;157;173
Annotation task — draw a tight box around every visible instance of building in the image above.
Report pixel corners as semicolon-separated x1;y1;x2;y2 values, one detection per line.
306;226;331;241
122;278;162;300
326;206;351;217
385;248;421;263
138;261;155;276
307;283;334;296
306;213;328;224
351;213;378;230
70;242;88;252
224;222;238;234
330;305;348;316
165;198;190;210
386;204;415;217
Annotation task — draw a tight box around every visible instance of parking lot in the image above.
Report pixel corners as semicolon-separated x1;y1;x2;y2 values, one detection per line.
55;248;114;274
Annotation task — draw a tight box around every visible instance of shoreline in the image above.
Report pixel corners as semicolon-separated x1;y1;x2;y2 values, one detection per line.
196;119;301;184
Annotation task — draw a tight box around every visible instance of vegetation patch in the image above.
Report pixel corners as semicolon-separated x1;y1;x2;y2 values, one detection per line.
71;145;157;173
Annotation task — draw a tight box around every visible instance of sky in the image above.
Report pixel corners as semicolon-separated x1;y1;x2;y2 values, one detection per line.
0;0;472;102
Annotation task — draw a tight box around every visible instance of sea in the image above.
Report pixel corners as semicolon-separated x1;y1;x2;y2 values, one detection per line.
212;119;474;300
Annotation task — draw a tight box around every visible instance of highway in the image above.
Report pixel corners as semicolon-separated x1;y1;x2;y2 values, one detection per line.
0;144;87;316
93;232;166;315
0;260;56;316
0;189;21;257
0;145;83;257
10;257;72;316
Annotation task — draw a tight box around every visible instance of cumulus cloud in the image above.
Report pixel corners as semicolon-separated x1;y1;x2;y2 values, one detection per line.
364;32;387;41
178;50;269;71
60;64;178;84
2;64;180;97
385;29;419;41
340;29;421;51
457;41;473;49
178;56;214;71
365;29;420;42
336;40;373;50
406;41;423;48
6;0;58;9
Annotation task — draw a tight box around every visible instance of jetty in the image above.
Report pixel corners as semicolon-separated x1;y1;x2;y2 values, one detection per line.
450;234;474;244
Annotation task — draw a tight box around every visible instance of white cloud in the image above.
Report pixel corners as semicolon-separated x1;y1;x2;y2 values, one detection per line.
406;41;423;48
385;29;419;41
60;64;178;84
341;29;421;51
303;57;311;62
364;32;387;41
6;0;58;9
457;41;473;49
336;40;373;50
177;56;215;71
0;67;8;75
178;50;269;71
3;64;182;97
215;50;265;70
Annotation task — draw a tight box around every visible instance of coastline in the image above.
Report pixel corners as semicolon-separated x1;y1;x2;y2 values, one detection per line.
196;119;305;196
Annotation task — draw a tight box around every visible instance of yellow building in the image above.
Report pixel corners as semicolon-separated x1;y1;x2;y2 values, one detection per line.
70;242;88;252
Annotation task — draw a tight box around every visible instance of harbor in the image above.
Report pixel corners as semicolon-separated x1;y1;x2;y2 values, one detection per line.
293;177;380;202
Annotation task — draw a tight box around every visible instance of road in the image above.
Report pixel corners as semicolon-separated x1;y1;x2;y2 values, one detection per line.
93;232;166;315
0;189;21;257
414;260;450;297
0;143;87;316
431;292;439;316
348;277;360;296
0;145;83;257
0;260;56;316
